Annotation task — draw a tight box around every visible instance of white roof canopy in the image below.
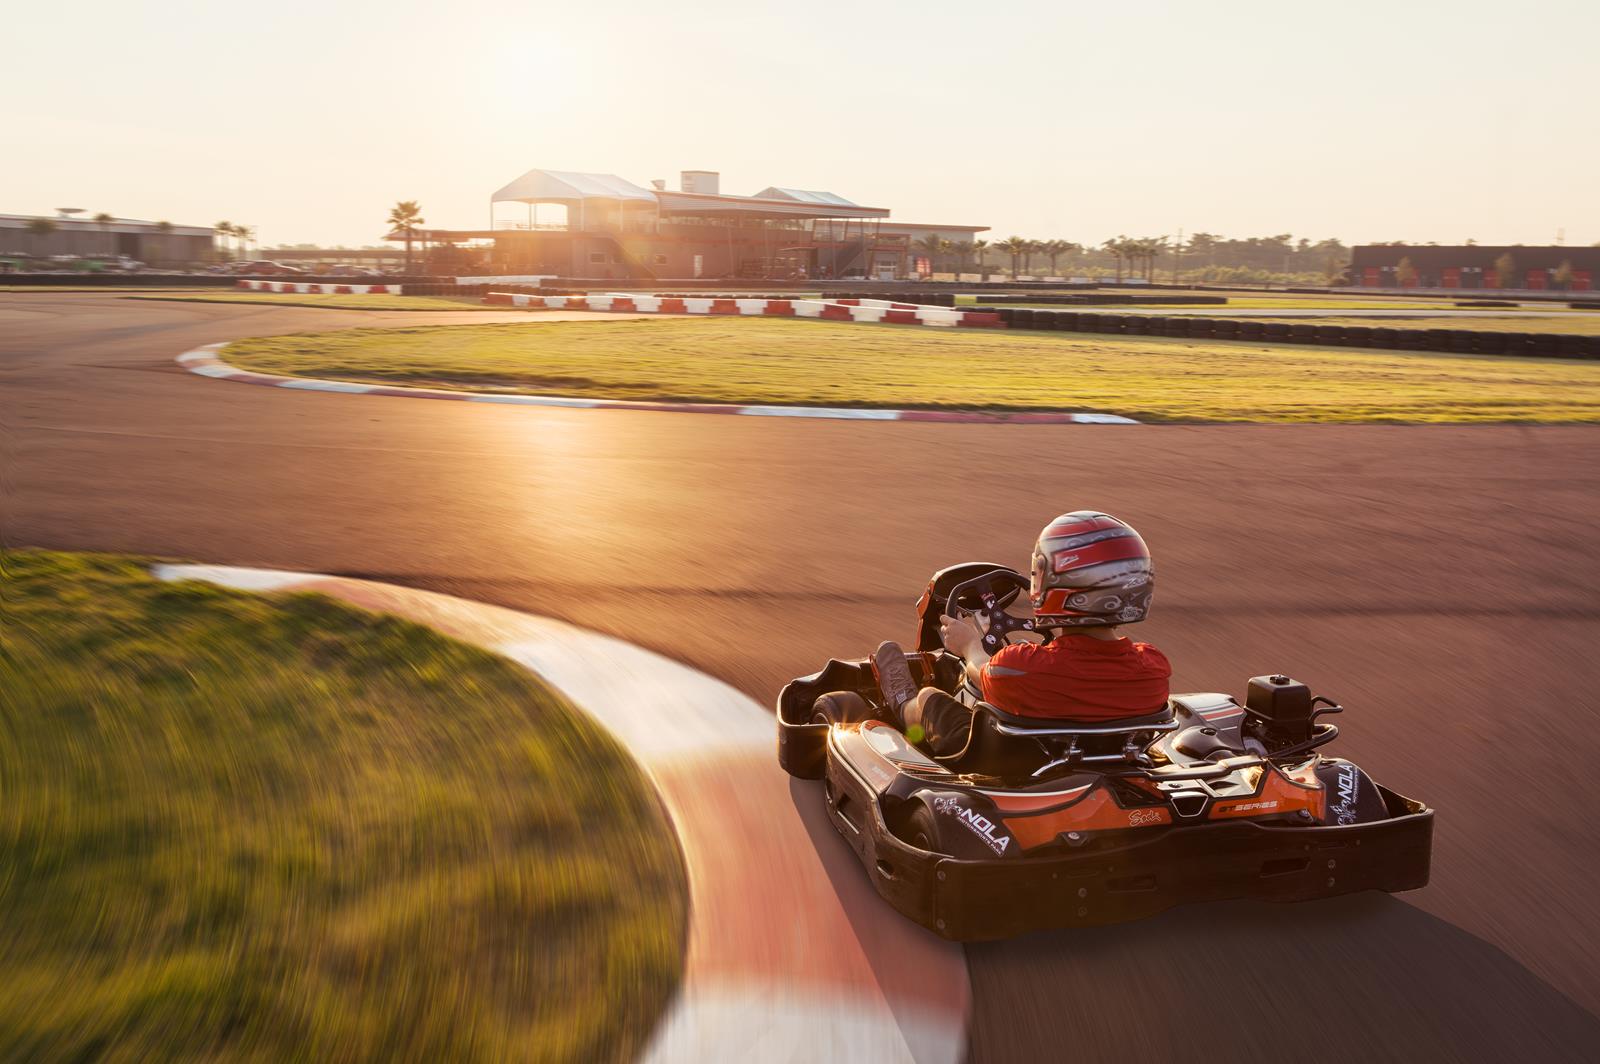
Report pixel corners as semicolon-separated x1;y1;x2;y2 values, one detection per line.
753;187;860;207
491;169;657;205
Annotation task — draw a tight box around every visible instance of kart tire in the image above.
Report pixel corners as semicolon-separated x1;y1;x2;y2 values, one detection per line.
812;690;872;725
896;802;942;852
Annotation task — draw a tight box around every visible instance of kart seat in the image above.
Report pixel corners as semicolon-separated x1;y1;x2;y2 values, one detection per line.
983;701;1176;734
936;700;1177;775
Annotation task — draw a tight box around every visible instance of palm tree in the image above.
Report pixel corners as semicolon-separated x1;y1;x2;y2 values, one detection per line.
215;220;235;260
1103;236;1133;283
1130;237;1166;281
950;241;974;276
1042;239;1079;277
913;235;950;277
234;224;256;260
387;201;425;273
152;220;173;266
26;216;57;255
996;236;1029;280
971;239;991;281
92;211;114;256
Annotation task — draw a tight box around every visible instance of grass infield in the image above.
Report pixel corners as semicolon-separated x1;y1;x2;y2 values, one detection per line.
0;551;685;1062
1209;313;1600;335
223;316;1600;423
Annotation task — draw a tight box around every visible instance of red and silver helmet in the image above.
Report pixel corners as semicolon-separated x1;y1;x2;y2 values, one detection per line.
1029;512;1154;628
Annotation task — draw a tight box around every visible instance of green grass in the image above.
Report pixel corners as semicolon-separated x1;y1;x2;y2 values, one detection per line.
0;550;685;1062
1213;313;1600;335
954;294;1488;310
221;316;1600;423
124;291;502;311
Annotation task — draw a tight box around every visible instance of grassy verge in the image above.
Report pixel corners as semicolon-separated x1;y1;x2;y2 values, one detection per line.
1206;313;1600;335
0;550;685;1062
123;291;502;311
954;295;1482;310
222;316;1600;423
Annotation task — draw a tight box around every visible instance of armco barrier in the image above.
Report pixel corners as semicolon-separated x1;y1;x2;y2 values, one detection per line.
237;279;401;295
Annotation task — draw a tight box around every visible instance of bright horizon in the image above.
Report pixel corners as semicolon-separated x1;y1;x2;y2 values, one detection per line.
10;0;1596;250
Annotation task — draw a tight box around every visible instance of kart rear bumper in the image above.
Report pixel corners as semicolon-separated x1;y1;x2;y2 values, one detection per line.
824;750;1433;941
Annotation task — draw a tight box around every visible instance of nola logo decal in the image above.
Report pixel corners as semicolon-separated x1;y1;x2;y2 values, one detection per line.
1331;764;1361;825
933;795;1011;855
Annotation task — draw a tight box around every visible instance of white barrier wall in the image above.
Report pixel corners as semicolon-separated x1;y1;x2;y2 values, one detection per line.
237;280;402;294
481;291;1000;329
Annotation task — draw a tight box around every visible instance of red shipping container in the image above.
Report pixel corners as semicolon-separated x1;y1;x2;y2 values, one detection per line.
1442;267;1461;288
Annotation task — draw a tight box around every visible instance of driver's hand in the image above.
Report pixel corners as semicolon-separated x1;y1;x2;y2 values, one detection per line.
939;611;988;660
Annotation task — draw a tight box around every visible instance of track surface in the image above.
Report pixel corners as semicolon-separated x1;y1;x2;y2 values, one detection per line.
7;293;1600;1060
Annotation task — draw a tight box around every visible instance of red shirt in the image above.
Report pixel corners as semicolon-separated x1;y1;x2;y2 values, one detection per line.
980;636;1172;719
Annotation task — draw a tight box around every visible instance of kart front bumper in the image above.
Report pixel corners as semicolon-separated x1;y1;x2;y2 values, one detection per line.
824;753;1433;941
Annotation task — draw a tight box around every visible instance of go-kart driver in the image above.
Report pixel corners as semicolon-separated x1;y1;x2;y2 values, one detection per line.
877;512;1172;756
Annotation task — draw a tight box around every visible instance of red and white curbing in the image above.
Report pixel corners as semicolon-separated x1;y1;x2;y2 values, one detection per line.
237;279;402;295
176;342;1138;424
152;564;968;1063
484;291;1001;328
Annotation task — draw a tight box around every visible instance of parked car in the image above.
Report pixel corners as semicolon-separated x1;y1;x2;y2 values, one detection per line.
232;261;303;275
326;264;381;277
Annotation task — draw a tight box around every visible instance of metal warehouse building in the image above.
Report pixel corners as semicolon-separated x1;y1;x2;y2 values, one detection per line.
0;214;214;267
396;169;987;281
1350;244;1597;291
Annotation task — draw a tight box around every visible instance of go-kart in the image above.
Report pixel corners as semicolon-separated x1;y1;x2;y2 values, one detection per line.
776;563;1434;940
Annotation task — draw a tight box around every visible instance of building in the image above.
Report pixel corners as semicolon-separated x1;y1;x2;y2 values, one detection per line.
1349;244;1597;291
0;213;214;267
392;169;987;281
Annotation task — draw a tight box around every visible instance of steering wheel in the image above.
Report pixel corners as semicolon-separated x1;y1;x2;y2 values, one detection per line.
944;570;1035;656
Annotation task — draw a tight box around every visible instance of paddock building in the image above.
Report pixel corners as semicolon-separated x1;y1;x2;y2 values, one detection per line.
1350;244;1597;291
393;169;987;281
0;213;214;267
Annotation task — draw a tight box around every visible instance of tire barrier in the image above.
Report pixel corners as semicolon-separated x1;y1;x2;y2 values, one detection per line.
473;287;1599;359
483;292;1002;328
236;279;401;294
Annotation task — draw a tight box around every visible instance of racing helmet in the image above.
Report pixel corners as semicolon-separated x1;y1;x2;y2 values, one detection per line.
1029;512;1154;628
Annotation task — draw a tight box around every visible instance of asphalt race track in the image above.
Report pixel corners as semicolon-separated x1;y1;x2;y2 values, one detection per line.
7;292;1600;1060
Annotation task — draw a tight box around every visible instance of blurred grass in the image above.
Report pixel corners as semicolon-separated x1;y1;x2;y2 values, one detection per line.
124;291;500;311
953;295;1466;310
0;551;685;1062
1213;313;1600;335
224;317;1600;422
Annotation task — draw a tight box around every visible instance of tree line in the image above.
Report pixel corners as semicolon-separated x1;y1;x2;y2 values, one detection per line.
911;232;1353;284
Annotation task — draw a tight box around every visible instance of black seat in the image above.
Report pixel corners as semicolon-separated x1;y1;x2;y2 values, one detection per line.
982;700;1175;733
936;701;1176;776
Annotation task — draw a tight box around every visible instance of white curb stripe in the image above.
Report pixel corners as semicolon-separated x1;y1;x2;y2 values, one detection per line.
175;343;1140;425
152;565;969;1064
276;379;375;393
737;405;903;420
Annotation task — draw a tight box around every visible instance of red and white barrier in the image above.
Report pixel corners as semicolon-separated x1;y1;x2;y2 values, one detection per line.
237;279;402;295
483;291;1000;328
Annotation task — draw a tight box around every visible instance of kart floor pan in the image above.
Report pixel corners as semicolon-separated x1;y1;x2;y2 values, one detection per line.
825;756;1433;941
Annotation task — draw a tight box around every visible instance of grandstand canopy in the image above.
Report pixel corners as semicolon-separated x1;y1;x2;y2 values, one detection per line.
655;190;888;220
753;187;861;208
491;169;656;205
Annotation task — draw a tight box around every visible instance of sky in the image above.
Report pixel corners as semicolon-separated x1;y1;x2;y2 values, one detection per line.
7;0;1597;249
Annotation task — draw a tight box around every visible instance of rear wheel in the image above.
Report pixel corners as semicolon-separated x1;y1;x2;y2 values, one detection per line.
892;802;942;852
811;690;871;725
